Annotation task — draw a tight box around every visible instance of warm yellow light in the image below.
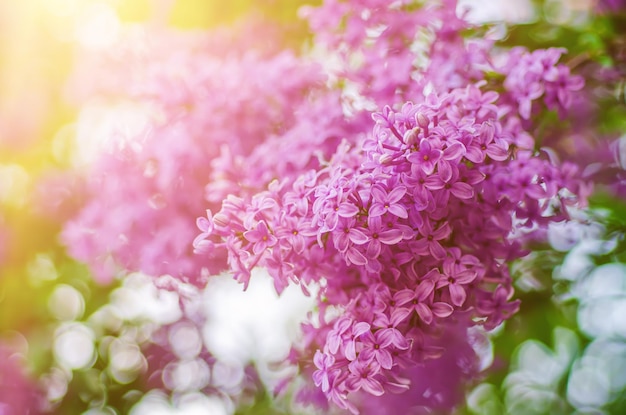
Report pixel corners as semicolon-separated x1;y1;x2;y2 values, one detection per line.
74;2;122;49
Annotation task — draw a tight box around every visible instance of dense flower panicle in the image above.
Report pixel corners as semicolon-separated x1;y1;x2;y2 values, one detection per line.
303;0;584;122
195;75;585;410
191;0;589;408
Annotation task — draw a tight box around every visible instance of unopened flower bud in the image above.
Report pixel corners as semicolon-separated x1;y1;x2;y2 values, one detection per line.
213;213;230;228
403;127;420;146
223;194;245;210
416;113;430;129
379;153;394;165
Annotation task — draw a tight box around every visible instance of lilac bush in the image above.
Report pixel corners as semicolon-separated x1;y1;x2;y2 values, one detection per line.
58;0;599;413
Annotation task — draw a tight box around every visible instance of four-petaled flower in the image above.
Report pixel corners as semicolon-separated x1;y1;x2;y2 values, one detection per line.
243;220;277;254
395;278;454;324
346;360;385;396
407;139;443;175
369;185;408;218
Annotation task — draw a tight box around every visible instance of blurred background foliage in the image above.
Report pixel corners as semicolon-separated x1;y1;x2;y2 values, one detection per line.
1;0;626;414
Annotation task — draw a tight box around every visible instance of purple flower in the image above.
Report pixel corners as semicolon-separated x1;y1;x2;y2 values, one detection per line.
332;217;369;253
465;122;509;162
363;216;405;259
395;278;454;324
346;361;385;396
424;166;474;202
193;210;215;254
407;139;442;175
544;65;584;117
243;221;277;255
275;216;308;254
371;308;410;350
477;285;521;330
327;317;353;355
264;248;295;294
359;330;395;369
436;268;477;307
410;220;450;259
369;185;408;218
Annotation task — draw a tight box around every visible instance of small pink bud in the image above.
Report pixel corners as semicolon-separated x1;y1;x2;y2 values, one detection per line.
379;153;394;164
213;213;230;228
416;113;430;129
403;127;420;146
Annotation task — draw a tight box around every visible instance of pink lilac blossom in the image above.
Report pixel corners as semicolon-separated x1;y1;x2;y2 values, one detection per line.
195;92;585;412
193;1;588;411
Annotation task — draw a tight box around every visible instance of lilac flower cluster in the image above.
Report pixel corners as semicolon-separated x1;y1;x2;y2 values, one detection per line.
195;75;586;410
190;4;588;411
